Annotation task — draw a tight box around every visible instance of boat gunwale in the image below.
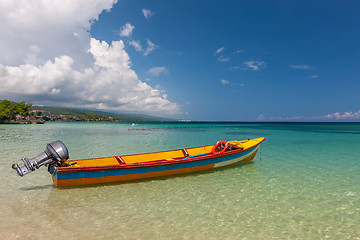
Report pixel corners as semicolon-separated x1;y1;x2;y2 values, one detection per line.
56;138;264;173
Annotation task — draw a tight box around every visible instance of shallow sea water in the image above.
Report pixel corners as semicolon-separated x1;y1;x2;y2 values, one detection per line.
0;122;359;239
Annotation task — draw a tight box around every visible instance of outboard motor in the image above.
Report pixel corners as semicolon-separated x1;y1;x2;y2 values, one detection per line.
12;140;69;176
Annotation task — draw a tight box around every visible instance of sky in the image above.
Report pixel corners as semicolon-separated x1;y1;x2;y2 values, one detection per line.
0;0;359;121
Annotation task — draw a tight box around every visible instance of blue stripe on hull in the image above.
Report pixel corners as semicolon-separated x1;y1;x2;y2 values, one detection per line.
55;145;258;181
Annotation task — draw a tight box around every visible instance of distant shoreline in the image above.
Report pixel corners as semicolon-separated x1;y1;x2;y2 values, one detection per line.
0;117;44;124
2;120;359;125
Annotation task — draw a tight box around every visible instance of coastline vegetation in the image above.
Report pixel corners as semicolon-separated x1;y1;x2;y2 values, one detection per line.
0;100;173;124
0;100;32;119
0;100;36;123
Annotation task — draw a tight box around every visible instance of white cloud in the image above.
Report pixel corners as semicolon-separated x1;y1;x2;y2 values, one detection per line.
144;39;158;56
290;65;312;70
129;40;143;52
244;60;266;71
142;9;154;19
0;0;116;66
147;67;168;77
220;79;244;87
267;110;360;121
323;110;360;120
218;56;230;62
221;79;229;85
50;88;61;95
214;47;225;56
119;23;135;37
129;39;158;56
0;0;180;116
310;75;319;78
257;114;265;121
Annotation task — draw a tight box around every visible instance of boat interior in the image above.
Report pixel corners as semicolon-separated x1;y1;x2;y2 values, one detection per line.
62;138;263;168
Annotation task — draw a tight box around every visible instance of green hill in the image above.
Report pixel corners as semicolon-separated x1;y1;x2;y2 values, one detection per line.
33;106;174;122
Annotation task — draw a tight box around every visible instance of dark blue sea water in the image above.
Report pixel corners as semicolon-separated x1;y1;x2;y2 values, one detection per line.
0;122;359;239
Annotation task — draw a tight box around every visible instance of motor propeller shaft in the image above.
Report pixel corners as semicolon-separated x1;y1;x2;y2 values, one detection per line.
12;140;69;176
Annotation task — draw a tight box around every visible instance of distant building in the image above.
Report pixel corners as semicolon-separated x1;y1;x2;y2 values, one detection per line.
31;110;51;117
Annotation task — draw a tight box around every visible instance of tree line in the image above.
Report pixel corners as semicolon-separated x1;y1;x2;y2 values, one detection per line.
0;100;32;120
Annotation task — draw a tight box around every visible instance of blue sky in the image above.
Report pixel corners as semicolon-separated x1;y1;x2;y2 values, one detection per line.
1;0;359;121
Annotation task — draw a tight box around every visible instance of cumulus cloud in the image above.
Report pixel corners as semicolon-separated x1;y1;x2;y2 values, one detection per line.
119;23;135;37
267;110;360;121
323;110;360;120
290;65;312;69
147;67;168;77
142;9;154;19
244;60;266;71
0;0;179;115
0;0;116;66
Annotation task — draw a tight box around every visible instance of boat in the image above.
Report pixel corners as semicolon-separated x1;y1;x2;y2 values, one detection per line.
12;137;265;186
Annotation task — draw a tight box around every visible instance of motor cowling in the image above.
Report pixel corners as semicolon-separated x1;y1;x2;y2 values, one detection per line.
12;140;69;176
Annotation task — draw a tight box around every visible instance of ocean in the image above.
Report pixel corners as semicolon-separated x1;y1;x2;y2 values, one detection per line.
0;122;359;239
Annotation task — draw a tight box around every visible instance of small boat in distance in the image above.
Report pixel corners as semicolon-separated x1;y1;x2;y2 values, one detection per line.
12;137;265;186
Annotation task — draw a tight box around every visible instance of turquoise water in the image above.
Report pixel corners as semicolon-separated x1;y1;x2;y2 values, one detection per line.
0;122;359;239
